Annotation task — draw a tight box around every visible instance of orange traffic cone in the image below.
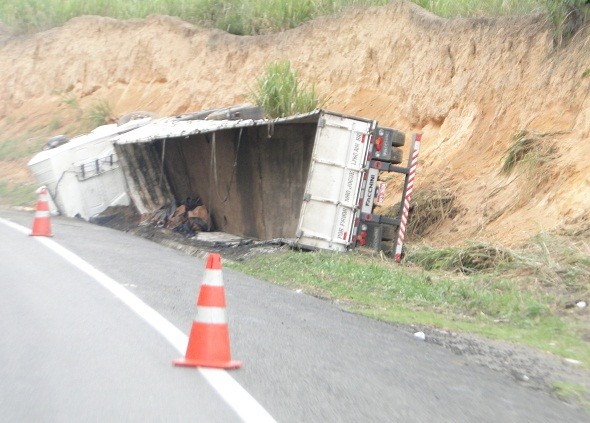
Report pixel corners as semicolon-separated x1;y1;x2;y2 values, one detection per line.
30;186;53;237
174;253;242;369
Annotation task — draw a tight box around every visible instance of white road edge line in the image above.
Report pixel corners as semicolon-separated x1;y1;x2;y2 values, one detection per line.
0;217;276;423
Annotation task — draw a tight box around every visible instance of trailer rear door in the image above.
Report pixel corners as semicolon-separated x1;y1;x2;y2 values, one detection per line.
295;112;373;251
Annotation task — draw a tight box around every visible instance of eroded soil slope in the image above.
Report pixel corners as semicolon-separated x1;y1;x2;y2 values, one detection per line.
1;1;589;246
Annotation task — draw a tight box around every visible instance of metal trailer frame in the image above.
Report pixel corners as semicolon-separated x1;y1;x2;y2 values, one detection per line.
358;133;422;261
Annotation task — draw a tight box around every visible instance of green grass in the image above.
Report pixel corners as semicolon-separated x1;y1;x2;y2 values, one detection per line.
552;381;590;411
62;92;82;112
402;188;456;238
249;60;320;118
415;0;588;19
0;0;587;36
59;93;114;133
86;98;115;128
0;0;389;34
229;239;590;366
230;250;552;321
543;0;590;43
502;131;539;174
522;232;590;295
405;242;515;274
48;116;62;132
501;130;558;175
0;133;46;161
0;181;37;207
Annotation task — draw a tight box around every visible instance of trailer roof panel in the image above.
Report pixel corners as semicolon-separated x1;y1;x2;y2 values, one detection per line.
114;110;322;145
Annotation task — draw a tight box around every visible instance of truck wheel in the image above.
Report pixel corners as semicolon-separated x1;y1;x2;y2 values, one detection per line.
43;134;69;150
118;111;157;125
205;105;264;121
380;224;398;241
390;147;403;164
391;129;405;147
380;240;394;253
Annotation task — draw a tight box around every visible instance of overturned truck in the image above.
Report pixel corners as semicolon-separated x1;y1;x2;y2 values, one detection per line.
114;109;420;257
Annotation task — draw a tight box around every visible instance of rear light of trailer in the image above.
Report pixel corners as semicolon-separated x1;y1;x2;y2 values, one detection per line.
375;136;383;151
358;224;368;246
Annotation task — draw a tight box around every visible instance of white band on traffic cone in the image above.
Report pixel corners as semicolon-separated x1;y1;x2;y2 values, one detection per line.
196;306;228;324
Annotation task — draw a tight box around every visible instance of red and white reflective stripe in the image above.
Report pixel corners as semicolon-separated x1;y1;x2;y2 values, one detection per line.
35;190;50;216
202;268;223;286
36;188;50;209
196;306;228;324
395;134;422;262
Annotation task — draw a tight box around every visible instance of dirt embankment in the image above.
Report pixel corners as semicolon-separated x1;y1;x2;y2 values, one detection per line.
1;1;589;247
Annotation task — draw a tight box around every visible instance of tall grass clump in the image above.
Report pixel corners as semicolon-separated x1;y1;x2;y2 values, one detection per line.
501;130;558;175
405;243;515;274
86;98;115;128
250;60;320;118
408;188;457;237
520;232;590;296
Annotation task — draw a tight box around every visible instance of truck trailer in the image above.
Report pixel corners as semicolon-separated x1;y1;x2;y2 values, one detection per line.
112;109;420;256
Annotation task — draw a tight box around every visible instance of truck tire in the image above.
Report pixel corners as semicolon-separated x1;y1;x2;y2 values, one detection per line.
205;105;264;121
176;109;221;121
380;224;398;241
391;129;405;147
380;240;394;253
390;147;403;164
118;111;157;125
43;134;69;150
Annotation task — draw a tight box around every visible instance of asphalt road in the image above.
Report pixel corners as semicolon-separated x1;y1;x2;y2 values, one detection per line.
0;209;586;422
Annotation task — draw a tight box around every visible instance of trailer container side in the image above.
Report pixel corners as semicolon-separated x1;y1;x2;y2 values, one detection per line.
113;109;418;254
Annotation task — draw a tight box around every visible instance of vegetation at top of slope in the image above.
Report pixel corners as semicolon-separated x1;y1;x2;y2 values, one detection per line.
0;0;587;37
0;0;385;34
